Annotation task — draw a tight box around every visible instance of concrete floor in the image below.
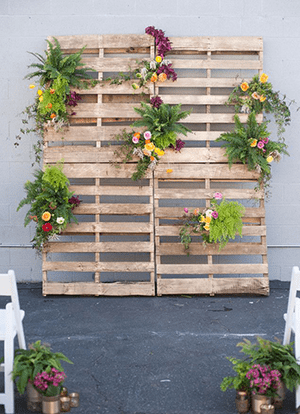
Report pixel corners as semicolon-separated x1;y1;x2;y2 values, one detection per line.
0;281;298;414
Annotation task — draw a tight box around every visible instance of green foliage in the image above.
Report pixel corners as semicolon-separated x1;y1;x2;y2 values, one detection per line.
17;162;79;250
237;337;300;392
25;37;96;90
37;76;68;120
220;357;251;392
132;102;191;149
12;340;72;395
216;112;289;191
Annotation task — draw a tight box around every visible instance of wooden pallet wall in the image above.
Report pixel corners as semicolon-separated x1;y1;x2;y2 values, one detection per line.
154;37;269;296
42;34;269;296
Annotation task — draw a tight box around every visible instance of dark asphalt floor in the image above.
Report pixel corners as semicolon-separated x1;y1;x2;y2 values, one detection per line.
0;281;298;414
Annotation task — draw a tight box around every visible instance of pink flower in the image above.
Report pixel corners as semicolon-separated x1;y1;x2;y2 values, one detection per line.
132;136;139;144
257;141;264;149
144;131;152;140
262;137;269;144
213;192;222;200
212;211;218;219
184;208;188;213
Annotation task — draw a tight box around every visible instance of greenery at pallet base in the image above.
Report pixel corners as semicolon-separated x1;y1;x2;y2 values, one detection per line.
221;337;300;394
16;37;97;164
216;112;289;191
17;162;80;251
227;73;293;143
179;194;245;251
11;340;72;395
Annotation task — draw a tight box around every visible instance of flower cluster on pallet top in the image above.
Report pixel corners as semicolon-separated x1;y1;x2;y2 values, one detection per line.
216;112;288;192
34;368;66;397
114;96;191;180
106;26;177;89
179;193;245;251
246;364;281;397
16;37;97;164
227;73;292;142
17;162;81;251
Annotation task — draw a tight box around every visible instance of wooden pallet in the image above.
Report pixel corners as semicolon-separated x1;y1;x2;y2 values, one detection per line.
43;34;155;296
42;34;268;296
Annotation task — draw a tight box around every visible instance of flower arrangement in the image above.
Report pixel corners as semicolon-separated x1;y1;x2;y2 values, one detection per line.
16;37;97;163
12;340;72;395
179;192;245;251
216;112;289;191
17;162;81;250
34;368;66;397
246;364;281;397
106;26;177;90
114;96;190;180
227;73;292;142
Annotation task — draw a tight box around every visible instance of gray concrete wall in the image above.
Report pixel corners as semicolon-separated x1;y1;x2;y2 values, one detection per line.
1;0;300;282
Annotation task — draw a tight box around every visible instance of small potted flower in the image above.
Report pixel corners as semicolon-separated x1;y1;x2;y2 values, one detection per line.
34;368;67;414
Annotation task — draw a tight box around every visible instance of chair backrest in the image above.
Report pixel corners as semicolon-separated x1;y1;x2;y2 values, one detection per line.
0;270;26;349
283;266;300;345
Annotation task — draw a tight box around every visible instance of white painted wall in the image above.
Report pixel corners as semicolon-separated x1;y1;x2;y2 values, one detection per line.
1;0;300;281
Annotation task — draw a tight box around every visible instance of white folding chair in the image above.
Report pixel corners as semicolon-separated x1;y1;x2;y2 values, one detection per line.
0;270;26;414
283;266;300;410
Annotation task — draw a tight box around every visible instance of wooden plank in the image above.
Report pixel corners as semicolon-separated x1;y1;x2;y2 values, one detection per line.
157;242;267;256
74;203;152;215
169;36;263;52
162;95;229;105
43;281;155;296
43;261;154;272
59;164;152;179
157;277;269;296
69;185;152;196
44;242;153;253
156;225;266;237
64;222;152;234
154;188;264;200
157;263;268;275
155;207;265;219
169;58;262;70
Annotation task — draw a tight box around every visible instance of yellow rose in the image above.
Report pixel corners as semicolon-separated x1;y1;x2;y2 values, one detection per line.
250;139;257;147
240;82;249;92
155;148;164;156
42;211;51;221
266;155;274;163
205;216;211;224
260;73;268;83
37;90;43;96
155;56;162;63
260;95;266;102
39;96;43;102
204;224;210;231
200;215;206;223
145;142;155;151
29;84;35;89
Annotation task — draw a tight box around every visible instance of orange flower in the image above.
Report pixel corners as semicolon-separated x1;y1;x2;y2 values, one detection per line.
260;73;268;83
145;139;151;144
259;95;266;102
250;139;257;147
252;92;260;100
240;82;249;92
50;113;56;119
47;103;53;109
50;89;55;94
158;73;167;82
194;208;200;216
150;73;158;82
143;149;151;157
166;169;173;173
42;211;51;222
150;156;155;161
133;132;140;139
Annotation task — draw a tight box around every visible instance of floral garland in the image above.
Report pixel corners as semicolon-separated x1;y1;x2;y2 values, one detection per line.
17;162;81;251
179;193;245;251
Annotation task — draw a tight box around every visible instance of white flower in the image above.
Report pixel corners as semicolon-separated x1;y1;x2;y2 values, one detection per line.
205;209;213;218
56;217;65;224
140;67;147;79
150;60;156;70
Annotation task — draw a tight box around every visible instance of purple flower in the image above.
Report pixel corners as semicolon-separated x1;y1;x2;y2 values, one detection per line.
66;91;81;107
257;141;265;149
157;64;177;81
169;139;186;152
150;96;163;108
69;195;81;209
212;211;218;219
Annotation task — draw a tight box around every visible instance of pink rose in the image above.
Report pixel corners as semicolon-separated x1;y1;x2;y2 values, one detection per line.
257;141;264;149
132;136;139;144
262;137;269;144
213;192;222;200
144;131;152;140
184;208;188;213
212;211;218;219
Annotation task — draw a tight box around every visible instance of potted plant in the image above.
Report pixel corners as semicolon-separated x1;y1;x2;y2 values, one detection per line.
33;368;67;414
12;340;72;412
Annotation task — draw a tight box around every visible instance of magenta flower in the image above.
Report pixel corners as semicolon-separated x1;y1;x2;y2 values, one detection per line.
262;137;269;144
257;141;265;149
212;211;218;219
184;208;188;213
150;96;163;108
169;139;186;152
144;131;152;140
213;192;223;200
132;136;139;144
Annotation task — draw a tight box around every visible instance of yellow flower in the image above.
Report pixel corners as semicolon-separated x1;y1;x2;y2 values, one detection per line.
150;73;158;82
166;169;173;173
252;92;260;100
200;215;206;223
37;90;43;96
132;83;139;90
260;73;268;83
145;142;155;151
42;211;51;221
250;139;257;147
205;216;211;224
266;155;274;163
260;95;266;102
39;96;43;102
155;56;162;63
240;82;249;92
155;148;164;156
204;223;210;231
29;84;35;89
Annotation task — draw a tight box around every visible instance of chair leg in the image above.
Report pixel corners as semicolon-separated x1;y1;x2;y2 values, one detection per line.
4;335;14;414
295;299;300;410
